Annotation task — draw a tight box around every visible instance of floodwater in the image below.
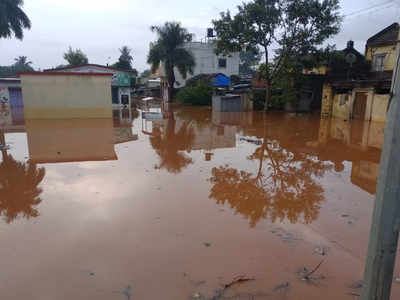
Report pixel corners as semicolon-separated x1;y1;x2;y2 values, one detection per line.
0;105;399;300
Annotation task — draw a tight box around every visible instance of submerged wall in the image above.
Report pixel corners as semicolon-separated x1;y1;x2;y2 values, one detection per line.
321;83;390;122
20;72;113;119
371;94;390;122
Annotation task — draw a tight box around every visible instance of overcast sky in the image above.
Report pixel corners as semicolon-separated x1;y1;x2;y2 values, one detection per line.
0;0;399;72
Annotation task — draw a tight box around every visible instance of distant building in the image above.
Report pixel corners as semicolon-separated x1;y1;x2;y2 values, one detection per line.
321;23;399;122
365;22;399;78
158;41;240;88
44;64;136;107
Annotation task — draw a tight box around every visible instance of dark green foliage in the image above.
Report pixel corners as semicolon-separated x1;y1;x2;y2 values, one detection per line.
147;22;195;91
112;46;135;72
0;55;34;76
251;89;267;110
0;0;31;40
325;51;371;80
213;0;342;108
63;47;89;66
177;81;213;106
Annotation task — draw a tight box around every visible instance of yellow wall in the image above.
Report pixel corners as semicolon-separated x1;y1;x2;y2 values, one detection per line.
366;45;397;71
21;74;112;119
332;94;351;120
371;94;390;122
321;84;334;118
26;119;117;163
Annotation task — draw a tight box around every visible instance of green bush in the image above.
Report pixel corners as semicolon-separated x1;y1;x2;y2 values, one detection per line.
176;80;213;106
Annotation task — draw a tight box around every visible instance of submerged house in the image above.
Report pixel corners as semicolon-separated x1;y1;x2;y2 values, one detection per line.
0;77;24;126
321;23;399;122
44;64;136;107
20;72;113;119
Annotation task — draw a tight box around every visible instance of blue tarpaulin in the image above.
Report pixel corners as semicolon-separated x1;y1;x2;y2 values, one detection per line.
211;73;231;87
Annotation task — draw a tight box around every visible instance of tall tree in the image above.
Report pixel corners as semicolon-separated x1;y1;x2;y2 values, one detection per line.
63;47;89;66
0;0;31;40
14;55;33;70
213;0;341;109
0;55;34;76
113;46;133;70
147;22;195;98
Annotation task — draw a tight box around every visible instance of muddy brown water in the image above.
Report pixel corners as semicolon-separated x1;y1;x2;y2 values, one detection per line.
0;106;399;299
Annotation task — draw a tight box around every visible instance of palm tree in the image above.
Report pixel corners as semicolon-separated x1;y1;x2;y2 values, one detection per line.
0;152;45;223
0;0;31;40
13;55;33;71
14;55;32;67
147;22;195;98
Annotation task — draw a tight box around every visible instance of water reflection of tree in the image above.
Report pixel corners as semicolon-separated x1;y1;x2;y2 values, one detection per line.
150;113;195;174
209;138;332;227
0;149;45;223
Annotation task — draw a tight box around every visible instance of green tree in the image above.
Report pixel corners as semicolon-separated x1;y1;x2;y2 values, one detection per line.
0;55;34;76
0;0;31;40
212;0;341;109
63;47;89;66
14;55;33;70
239;50;262;75
147;22;195;99
113;46;134;70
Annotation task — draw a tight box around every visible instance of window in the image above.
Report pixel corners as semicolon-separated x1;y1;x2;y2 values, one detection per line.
218;58;227;68
339;94;348;106
373;54;386;72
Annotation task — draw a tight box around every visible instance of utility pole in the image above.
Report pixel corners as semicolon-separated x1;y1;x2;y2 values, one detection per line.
361;29;400;300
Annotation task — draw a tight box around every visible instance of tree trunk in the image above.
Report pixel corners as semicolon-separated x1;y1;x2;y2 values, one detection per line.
167;66;176;103
264;47;271;111
265;79;271;111
0;132;7;161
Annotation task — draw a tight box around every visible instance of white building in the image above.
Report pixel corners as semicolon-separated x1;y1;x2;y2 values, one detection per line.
165;41;240;88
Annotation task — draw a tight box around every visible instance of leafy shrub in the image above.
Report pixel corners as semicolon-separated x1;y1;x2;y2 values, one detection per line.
176;80;213;106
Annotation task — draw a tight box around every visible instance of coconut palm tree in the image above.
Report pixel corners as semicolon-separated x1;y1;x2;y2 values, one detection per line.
0;0;31;40
147;22;195;98
0;151;45;224
14;55;32;67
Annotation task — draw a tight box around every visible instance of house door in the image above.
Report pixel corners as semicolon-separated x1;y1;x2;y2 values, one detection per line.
353;92;367;120
9;88;24;125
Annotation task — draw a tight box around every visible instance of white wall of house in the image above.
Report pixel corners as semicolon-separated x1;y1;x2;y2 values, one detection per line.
163;41;240;88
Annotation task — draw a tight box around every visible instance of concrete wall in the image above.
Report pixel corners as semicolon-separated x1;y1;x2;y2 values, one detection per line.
332;93;352;120
371;94;390;122
321;84;334;118
323;83;390;122
21;73;112;119
169;42;240;87
366;45;397;71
